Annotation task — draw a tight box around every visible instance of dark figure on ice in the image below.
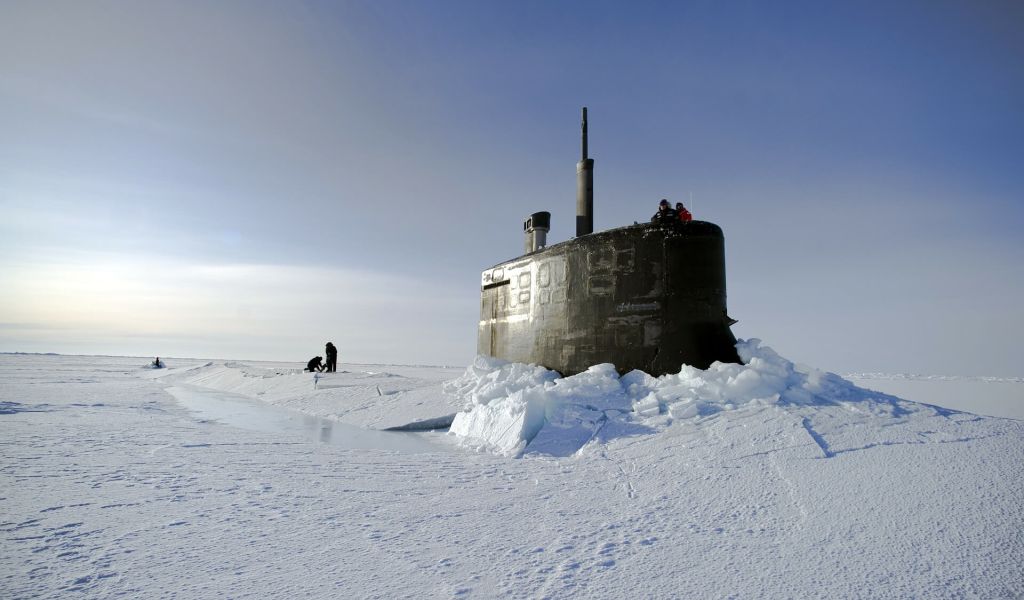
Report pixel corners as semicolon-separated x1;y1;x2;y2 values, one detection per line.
675;202;693;223
651;199;677;225
325;342;338;373
307;356;324;372
152;357;163;368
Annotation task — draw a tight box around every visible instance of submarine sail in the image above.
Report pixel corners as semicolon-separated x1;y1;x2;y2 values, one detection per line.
477;109;740;376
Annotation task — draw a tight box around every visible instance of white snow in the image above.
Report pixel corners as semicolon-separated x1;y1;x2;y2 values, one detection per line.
2;345;1022;598
844;372;1024;420
445;339;997;459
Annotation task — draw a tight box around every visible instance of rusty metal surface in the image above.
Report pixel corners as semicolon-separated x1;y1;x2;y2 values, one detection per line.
477;221;740;376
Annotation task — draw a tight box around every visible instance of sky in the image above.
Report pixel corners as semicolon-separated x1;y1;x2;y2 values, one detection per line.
1;0;1022;376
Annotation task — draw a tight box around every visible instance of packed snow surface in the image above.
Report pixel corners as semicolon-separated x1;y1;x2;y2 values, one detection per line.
845;372;1024;420
2;342;1022;599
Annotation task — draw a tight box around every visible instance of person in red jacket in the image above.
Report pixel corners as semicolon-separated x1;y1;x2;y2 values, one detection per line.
675;202;693;223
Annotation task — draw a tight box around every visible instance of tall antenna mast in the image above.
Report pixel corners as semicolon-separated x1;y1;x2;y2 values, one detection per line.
576;107;594;237
581;107;588;161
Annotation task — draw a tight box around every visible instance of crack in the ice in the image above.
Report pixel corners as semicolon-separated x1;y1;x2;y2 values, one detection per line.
800;418;834;458
829;433;1002;457
734;443;817;461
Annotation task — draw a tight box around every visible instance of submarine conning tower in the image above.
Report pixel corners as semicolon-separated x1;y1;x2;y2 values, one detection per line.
478;108;740;376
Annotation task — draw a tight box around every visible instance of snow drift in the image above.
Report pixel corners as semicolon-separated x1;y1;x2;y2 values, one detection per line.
446;339;957;457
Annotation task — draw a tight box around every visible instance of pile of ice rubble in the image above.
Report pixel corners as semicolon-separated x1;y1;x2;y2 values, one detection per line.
445;339;906;457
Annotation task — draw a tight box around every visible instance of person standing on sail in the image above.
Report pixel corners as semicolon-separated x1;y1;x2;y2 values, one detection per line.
651;199;677;224
675;202;693;223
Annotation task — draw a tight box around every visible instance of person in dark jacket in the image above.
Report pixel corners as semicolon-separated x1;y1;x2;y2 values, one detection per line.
651;199;677;225
675;202;693;223
307;356;324;372
324;342;338;373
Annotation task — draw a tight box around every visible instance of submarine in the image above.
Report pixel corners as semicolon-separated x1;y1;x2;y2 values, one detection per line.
477;108;741;376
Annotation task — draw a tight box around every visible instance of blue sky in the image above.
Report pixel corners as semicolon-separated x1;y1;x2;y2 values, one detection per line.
1;1;1022;376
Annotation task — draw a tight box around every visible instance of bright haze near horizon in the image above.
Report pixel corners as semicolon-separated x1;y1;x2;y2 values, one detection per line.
1;1;1022;377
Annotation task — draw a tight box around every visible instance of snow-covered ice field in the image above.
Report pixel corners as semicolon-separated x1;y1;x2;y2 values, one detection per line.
844;373;1024;421
2;345;1022;599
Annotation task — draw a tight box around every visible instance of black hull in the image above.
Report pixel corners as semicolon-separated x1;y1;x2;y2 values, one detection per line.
478;221;740;376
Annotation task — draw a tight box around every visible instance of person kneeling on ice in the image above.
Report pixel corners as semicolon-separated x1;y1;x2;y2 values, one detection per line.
306;356;325;372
